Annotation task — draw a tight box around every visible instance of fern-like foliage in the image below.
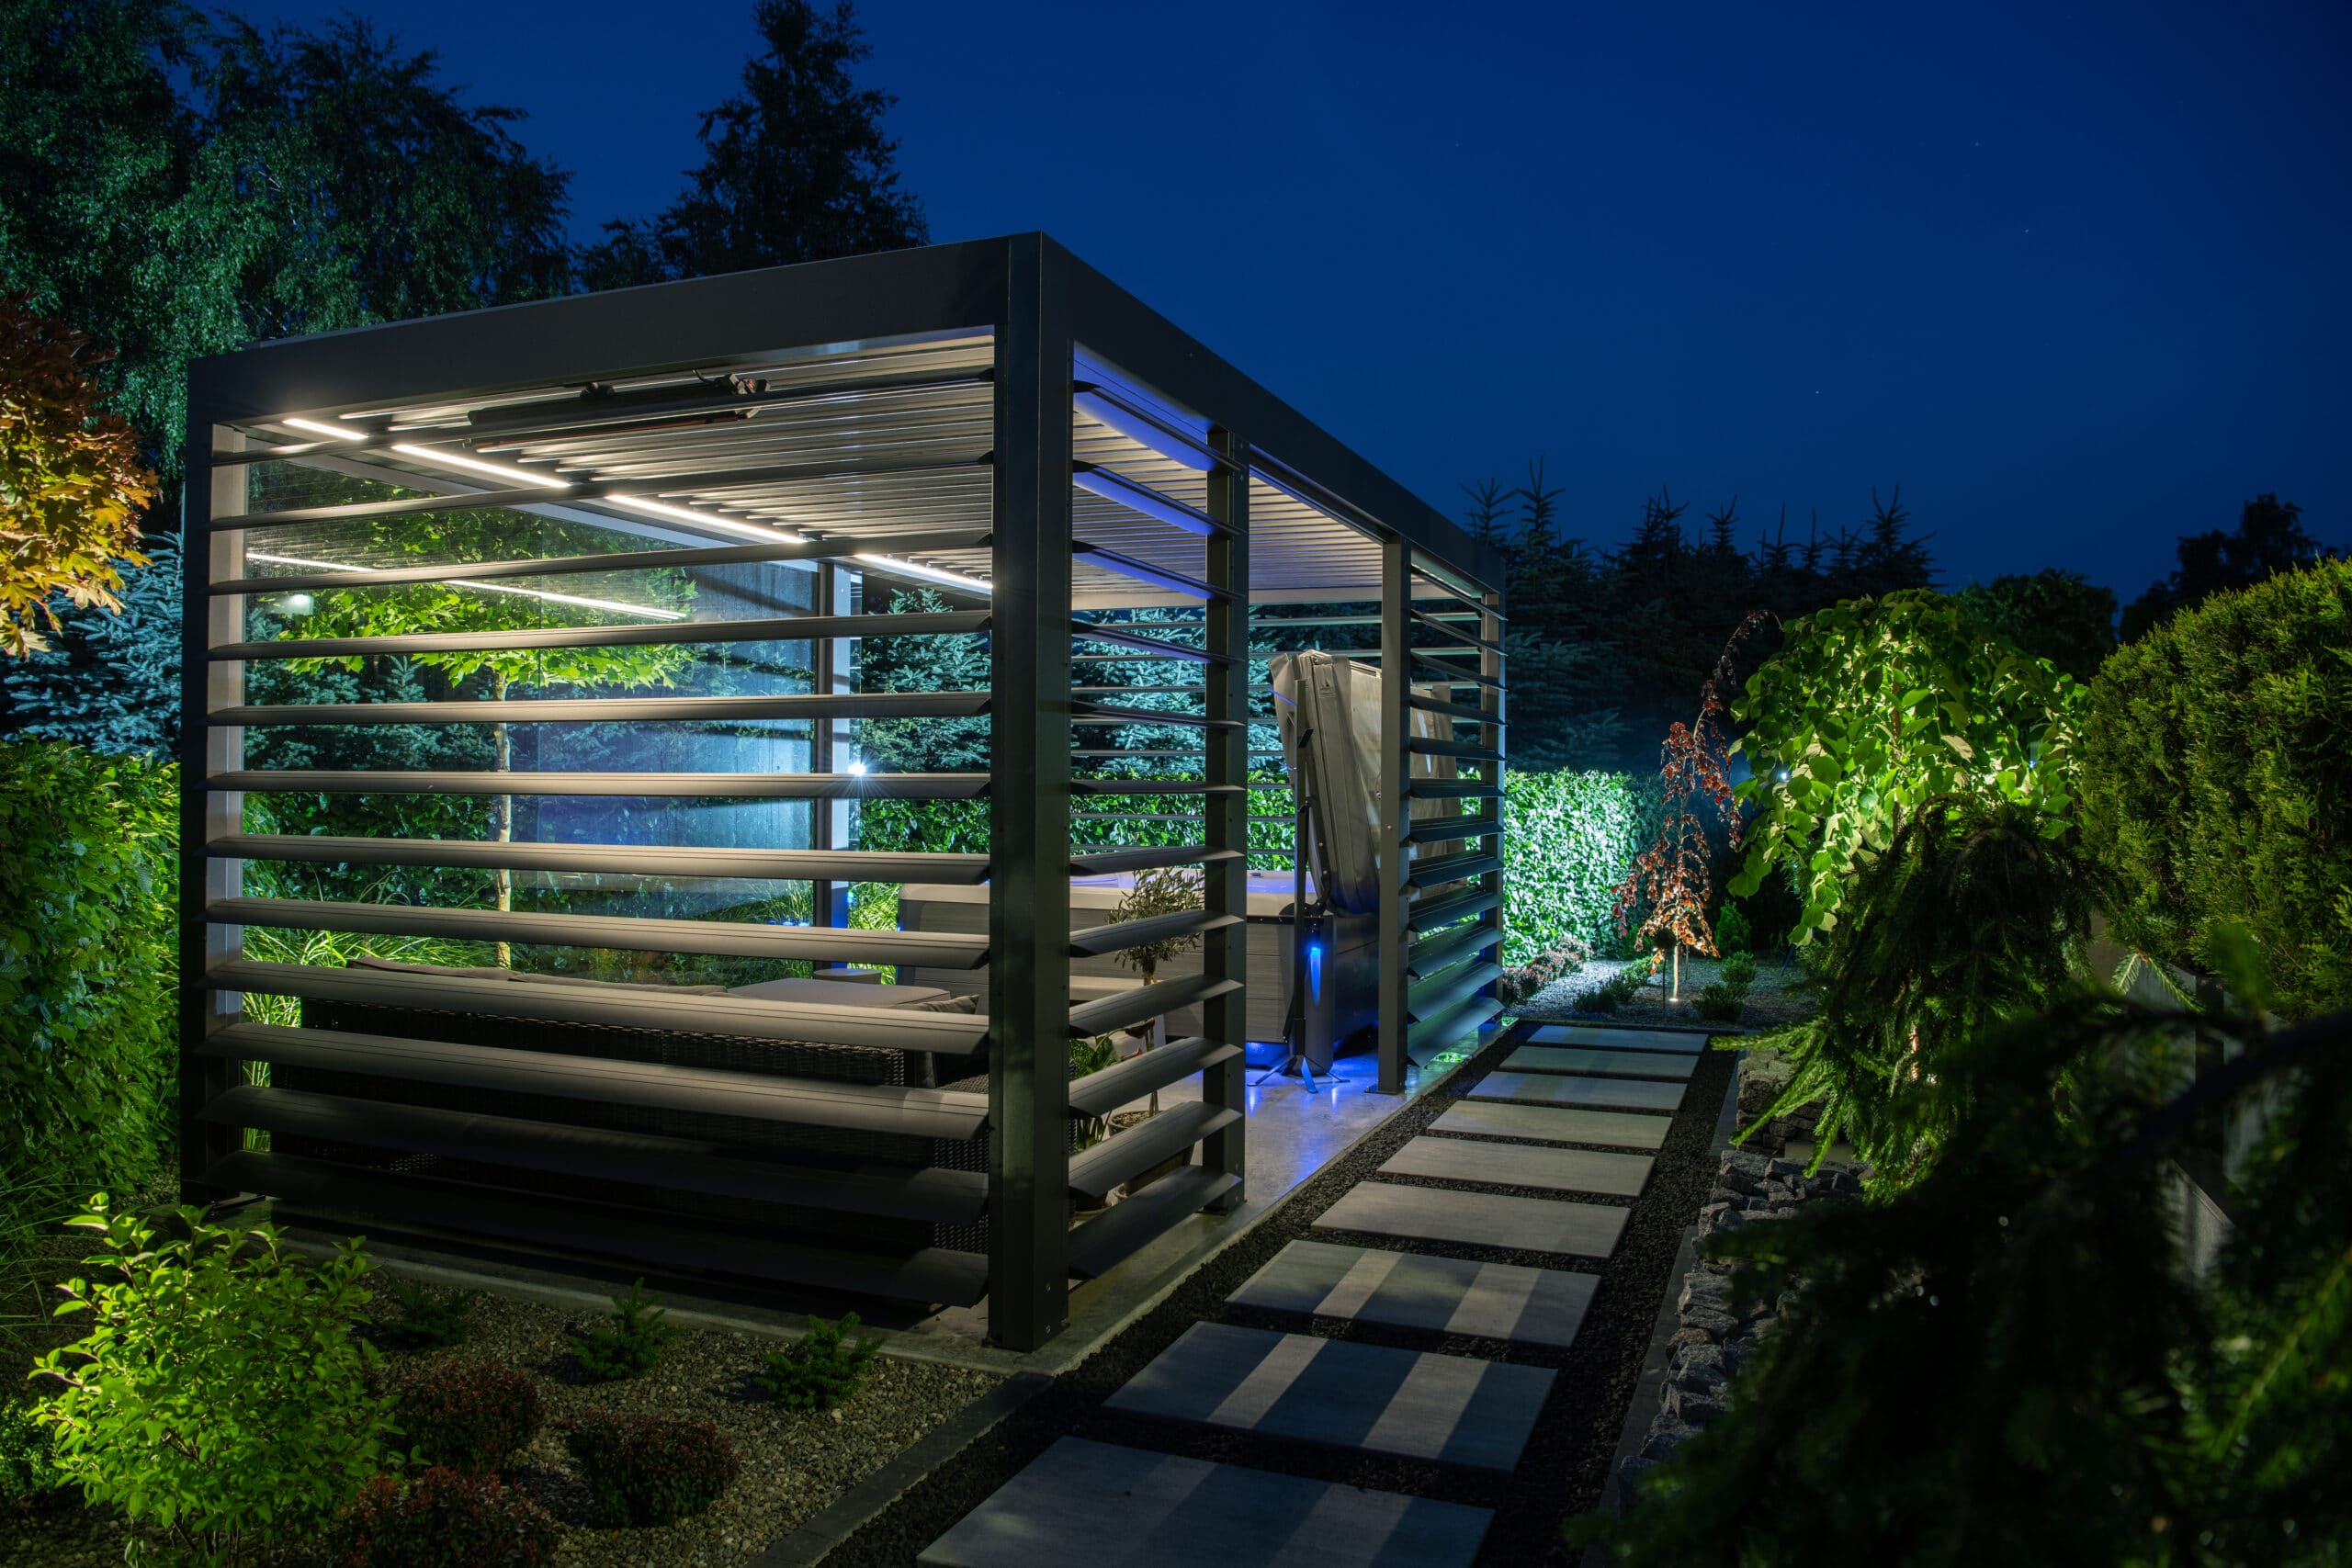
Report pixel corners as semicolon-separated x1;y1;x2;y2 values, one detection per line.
1740;794;2108;1187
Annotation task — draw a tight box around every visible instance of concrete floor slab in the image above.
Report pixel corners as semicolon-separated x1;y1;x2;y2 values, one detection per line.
1525;1024;1708;1053
1379;1135;1653;1197
918;1437;1493;1567
1227;1239;1598;1348
1104;1322;1555;1472
1502;1044;1699;1080
1430;1100;1672;1150
1315;1182;1629;1258
1469;1071;1686;1112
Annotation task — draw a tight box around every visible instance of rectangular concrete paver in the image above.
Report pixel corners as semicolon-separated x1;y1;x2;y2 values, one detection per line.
919;1436;1493;1567
1431;1100;1671;1150
1380;1135;1653;1196
1502;1044;1698;1081
1316;1181;1628;1258
1227;1239;1599;1348
1470;1071;1687;1112
1103;1322;1555;1472
1526;1024;1708;1054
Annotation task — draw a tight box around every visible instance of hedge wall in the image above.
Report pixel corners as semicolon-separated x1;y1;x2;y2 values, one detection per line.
0;741;178;1204
2080;558;2351;1019
1499;769;1662;965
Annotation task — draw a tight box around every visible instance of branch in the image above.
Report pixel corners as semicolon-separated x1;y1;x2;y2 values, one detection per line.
2098;1006;2352;1182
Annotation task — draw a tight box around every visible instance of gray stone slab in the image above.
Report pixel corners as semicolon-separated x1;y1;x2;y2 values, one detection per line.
919;1436;1493;1567
1431;1100;1672;1150
1227;1239;1598;1348
1469;1071;1686;1112
1527;1024;1707;1053
1316;1181;1629;1258
1103;1322;1555;1472
1502;1044;1699;1081
1381;1134;1653;1196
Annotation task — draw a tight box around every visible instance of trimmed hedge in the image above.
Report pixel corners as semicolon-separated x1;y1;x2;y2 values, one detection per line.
0;740;177;1202
1499;769;1662;964
2080;558;2351;1019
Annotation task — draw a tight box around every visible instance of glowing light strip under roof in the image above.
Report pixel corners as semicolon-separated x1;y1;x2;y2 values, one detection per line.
244;551;689;622
852;554;991;595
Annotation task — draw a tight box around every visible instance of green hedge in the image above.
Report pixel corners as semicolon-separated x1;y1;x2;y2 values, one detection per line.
0;741;178;1202
2080;558;2352;1019
1500;769;1661;964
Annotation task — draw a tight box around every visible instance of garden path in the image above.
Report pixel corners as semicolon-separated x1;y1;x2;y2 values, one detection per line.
916;1022;1713;1568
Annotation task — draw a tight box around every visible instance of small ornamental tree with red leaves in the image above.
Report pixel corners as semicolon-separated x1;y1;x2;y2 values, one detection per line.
1612;613;1771;999
0;296;158;656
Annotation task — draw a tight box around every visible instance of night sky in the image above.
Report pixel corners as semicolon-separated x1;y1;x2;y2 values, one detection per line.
231;0;2351;598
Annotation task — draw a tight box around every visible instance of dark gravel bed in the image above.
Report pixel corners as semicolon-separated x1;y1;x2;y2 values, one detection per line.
820;1028;1738;1567
1519;955;1815;1032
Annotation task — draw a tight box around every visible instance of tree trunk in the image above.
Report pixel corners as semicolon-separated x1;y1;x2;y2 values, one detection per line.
1672;942;1681;1003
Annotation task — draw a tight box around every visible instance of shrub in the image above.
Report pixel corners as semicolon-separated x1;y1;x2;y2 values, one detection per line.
569;1278;677;1382
2080;558;2352;1021
1713;902;1752;955
1719;950;1759;988
379;1279;478;1350
394;1360;541;1473
753;1313;883;1412
28;1196;397;1562
1692;983;1746;1023
340;1467;560;1568
563;1412;740;1528
0;1398;60;1507
1500;769;1662;962
1497;942;1588;1008
0;742;177;1207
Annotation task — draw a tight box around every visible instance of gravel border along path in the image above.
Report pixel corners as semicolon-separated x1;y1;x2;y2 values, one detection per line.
819;1023;1738;1567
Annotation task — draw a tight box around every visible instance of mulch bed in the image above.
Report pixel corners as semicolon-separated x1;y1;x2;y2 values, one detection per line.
819;1023;1739;1567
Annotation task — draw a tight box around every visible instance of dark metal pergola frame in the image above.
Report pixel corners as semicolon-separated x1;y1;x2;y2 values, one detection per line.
179;233;1506;1351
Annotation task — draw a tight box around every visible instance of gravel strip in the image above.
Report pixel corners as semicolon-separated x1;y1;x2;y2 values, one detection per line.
1518;955;1815;1032
5;1268;1000;1565
820;1029;1738;1567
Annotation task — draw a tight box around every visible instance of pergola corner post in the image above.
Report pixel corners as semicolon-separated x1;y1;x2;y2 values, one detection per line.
1200;428;1250;1204
179;417;246;1205
1374;531;1412;1094
985;236;1075;1350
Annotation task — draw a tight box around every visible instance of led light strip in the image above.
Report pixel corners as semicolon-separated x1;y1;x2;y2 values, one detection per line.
852;553;992;595
244;551;689;622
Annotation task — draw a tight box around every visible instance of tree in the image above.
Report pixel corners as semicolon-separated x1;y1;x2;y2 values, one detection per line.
580;0;925;288
1955;568;2118;683
0;296;158;654
2120;492;2330;642
2;529;177;751
854;588;989;772
1730;591;2086;942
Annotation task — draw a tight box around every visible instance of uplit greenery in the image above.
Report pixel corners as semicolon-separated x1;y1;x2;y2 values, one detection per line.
1730;590;2086;942
2081;558;2352;1021
1498;768;1660;963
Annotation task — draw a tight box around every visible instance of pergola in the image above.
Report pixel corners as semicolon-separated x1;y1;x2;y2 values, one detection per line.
178;233;1507;1349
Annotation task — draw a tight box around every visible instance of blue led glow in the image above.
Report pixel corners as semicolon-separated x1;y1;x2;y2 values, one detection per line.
1307;940;1324;1001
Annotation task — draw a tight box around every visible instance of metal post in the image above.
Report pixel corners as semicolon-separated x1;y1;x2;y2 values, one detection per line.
180;421;246;1203
986;236;1074;1350
810;560;854;943
1200;429;1250;1204
1479;585;1507;1020
1374;532;1412;1093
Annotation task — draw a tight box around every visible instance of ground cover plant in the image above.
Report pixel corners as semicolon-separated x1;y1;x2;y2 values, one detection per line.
339;1467;560;1568
393;1360;542;1473
563;1412;741;1529
27;1198;397;1563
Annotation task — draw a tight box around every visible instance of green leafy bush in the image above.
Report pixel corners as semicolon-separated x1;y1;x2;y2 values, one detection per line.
0;1398;60;1507
339;1467;560;1568
393;1360;541;1473
568;1278;677;1382
1713;903;1752;955
379;1279;478;1350
28;1197;397;1562
1719;950;1758;988
563;1412;740;1528
0;742;177;1207
1731;591;2086;942
2079;558;2352;1020
1500;769;1662;962
753;1313;883;1411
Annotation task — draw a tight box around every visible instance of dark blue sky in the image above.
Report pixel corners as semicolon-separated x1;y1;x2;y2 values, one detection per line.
237;0;2351;598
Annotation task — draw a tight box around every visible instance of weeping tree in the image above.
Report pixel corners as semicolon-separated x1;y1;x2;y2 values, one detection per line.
279;508;695;964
